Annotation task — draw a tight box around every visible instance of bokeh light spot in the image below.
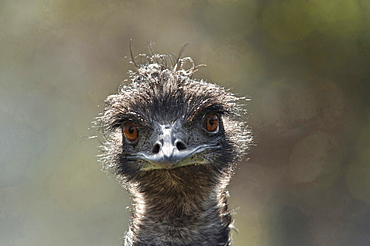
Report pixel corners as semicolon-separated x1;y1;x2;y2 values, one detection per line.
288;132;334;184
262;0;314;42
306;0;361;36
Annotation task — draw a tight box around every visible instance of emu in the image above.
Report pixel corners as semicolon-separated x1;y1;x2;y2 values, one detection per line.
98;52;251;246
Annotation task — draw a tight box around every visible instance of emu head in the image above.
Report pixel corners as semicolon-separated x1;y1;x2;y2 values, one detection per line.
98;54;251;186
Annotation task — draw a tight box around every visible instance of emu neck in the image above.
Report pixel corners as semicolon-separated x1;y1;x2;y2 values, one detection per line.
125;166;232;246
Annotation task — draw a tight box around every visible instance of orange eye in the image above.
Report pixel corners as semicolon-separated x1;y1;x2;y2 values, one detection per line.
123;123;138;142
205;114;219;132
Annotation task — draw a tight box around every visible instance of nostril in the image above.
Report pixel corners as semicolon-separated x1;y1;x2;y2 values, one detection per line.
176;141;187;151
152;143;161;154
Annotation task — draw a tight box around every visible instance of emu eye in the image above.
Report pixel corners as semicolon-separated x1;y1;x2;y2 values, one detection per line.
123;123;138;142
204;114;219;133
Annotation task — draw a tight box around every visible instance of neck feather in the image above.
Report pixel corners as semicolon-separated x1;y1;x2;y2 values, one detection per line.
124;165;232;246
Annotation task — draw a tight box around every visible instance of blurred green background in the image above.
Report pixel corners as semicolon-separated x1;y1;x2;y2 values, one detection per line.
1;0;369;245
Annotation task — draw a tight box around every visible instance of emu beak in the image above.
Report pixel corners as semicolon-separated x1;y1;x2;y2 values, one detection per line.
134;124;217;169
